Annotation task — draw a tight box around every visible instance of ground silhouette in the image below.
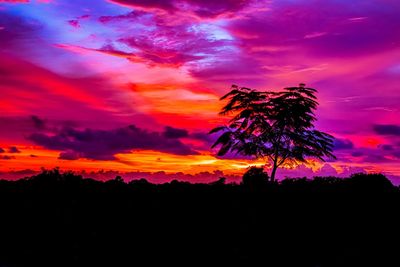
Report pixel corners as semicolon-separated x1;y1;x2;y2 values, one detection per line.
0;169;399;266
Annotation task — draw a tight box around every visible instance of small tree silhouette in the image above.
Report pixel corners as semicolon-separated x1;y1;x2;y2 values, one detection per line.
242;166;269;188
210;83;336;182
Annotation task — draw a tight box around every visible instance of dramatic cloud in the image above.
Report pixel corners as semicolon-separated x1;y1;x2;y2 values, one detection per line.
163;126;189;139
0;13;42;54
0;148;4;153
379;144;394;151
0;155;15;160
351;151;364;157
373;125;400;136
8;146;21;153
117;23;232;67
28;125;199;160
58;3;236;68
57;29;231;67
31;115;45;130
0;53;157;135
109;0;249;18
1;0;400;182
190;131;215;142
99;10;143;23
334;139;354;150
59;150;81;160
226;0;400;58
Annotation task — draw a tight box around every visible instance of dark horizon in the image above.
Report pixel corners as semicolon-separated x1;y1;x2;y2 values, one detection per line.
0;169;399;266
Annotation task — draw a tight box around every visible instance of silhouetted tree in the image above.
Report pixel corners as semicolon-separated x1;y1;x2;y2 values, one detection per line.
347;173;395;192
114;175;124;183
209;177;226;186
242;166;269;188
129;178;151;186
210;84;336;182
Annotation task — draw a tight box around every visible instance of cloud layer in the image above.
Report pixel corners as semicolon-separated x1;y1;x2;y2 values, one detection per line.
1;0;400;181
28;125;199;160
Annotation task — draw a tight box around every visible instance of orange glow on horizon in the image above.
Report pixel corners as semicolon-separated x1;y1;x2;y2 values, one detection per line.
0;145;265;175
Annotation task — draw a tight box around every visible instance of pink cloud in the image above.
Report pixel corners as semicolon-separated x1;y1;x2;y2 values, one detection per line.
108;0;249;19
67;14;90;28
67;19;80;28
1;0;400;179
58;18;233;68
0;53;160;141
0;0;29;3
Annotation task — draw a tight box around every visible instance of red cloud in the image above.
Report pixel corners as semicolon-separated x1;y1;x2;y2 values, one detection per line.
0;54;130;128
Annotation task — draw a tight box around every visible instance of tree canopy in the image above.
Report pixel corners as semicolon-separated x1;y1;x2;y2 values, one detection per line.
210;83;336;181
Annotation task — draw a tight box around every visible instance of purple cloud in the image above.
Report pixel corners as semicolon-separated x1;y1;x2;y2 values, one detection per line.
28;124;199;160
351;151;364;157
334;138;354;150
118;24;230;66
163;126;189;139
190;132;214;142
227;0;400;58
8;146;20;153
0;13;43;53
59;150;81;160
373;124;400;136
363;154;389;163
109;0;249;18
379;144;394;151
67;14;90;29
31;115;45;130
67;20;80;28
99;10;147;23
0;155;15;160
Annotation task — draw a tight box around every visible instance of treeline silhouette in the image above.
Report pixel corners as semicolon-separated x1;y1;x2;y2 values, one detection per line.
0;169;399;267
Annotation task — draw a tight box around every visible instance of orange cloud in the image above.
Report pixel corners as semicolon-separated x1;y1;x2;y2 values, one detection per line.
126;83;223;128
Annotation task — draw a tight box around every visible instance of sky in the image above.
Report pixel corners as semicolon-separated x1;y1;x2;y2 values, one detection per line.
1;0;400;183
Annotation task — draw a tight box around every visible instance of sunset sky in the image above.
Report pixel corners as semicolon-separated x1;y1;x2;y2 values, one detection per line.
1;0;400;183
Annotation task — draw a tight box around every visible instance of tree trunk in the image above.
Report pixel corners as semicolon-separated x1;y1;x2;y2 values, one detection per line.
270;163;278;182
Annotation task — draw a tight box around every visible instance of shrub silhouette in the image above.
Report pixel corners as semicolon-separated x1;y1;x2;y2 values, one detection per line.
242;166;269;187
347;173;395;192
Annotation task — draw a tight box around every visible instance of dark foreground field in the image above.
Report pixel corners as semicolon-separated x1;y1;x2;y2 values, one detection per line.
0;170;399;267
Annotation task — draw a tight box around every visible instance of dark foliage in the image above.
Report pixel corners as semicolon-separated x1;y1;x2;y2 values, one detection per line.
210;84;335;181
0;170;399;266
242;166;269;189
